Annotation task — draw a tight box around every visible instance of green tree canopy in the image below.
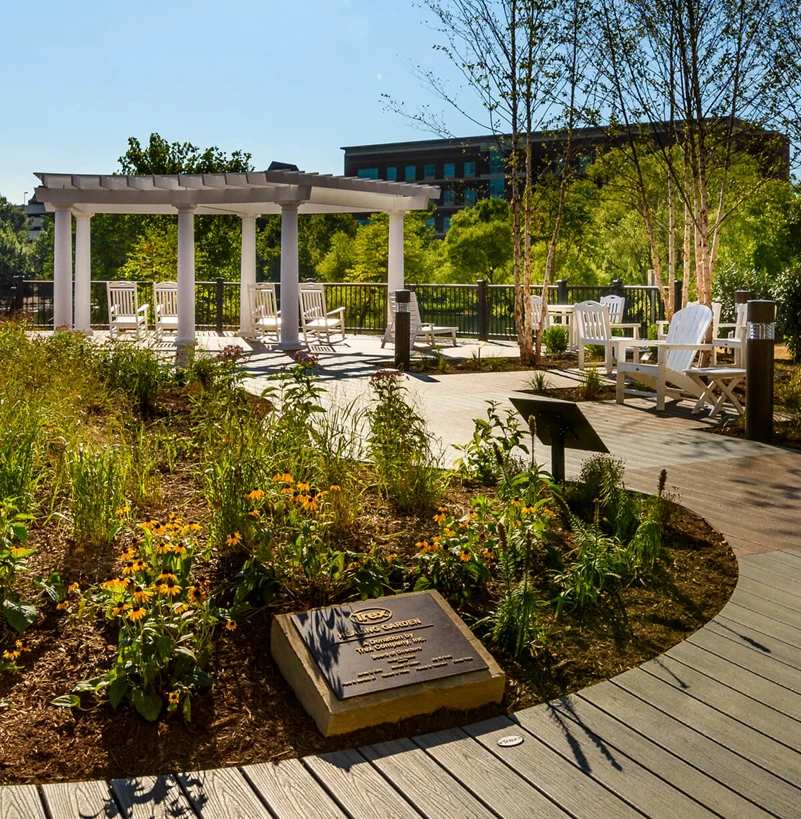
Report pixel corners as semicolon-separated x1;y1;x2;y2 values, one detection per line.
441;199;513;284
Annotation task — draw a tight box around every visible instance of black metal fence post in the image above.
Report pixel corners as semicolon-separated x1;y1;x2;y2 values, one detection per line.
13;275;24;313
215;277;224;334
673;279;683;312
394;289;411;371
612;278;624;298
745;300;775;443
477;279;489;341
557;279;568;305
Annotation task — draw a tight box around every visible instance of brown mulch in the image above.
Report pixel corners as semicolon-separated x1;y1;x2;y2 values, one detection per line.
0;485;737;785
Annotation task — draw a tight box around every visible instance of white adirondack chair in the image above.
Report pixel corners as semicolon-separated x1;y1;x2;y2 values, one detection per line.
299;283;346;344
713;302;748;366
573;301;639;373
658;301;720;340
107;281;148;341
153;282;178;341
248;283;281;342
382;291;458;348
600;294;641;337
616;302;713;411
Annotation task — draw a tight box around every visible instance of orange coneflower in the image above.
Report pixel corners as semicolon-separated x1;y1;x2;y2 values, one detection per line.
459;550;472;562
244;488;264;501
132;585;154;604
127;606;147;622
168;691;180;705
9;546;28;557
225;532;243;547
158;578;182;597
68;582;80;594
248;509;261;518
225;620;237;632
329;484;341;492
112;602;130;617
296;482;310;492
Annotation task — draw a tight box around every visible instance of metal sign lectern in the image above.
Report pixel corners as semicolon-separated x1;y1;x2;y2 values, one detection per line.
509;394;608;483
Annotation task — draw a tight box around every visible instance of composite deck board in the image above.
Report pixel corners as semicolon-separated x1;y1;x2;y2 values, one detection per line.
0;785;46;819
360;737;494;819
464;715;641;819
41;780;120;818
736;576;801;615
740;560;801;597
712;611;801;657
748;551;801;580
644;655;801;750
177;768;268;818
728;586;801;630
111;776;196;819
512;701;715;818
779;547;801;562
544;692;765;818
303;749;421;819
613;668;801;787
579;680;796;817
670;637;801;709
414;726;569;819
759;549;801;570
241;759;345;819
689;623;801;685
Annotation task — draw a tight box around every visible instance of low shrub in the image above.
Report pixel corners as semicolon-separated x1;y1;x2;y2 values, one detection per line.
543;325;569;355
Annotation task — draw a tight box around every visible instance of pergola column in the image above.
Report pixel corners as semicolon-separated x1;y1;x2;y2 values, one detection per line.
53;205;73;330
73;213;93;334
278;202;302;351
388;211;406;318
176;206;196;353
239;214;257;339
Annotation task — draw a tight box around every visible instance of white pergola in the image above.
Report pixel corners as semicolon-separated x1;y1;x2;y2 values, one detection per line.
34;169;439;350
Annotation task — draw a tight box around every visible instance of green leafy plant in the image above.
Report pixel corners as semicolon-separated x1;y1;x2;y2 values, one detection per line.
775;262;801;362
66;445;130;548
0;502;37;668
365;370;446;514
580;367;604;400
543;325;569;355
98;343;170;415
527;370;551;394
69;516;216;721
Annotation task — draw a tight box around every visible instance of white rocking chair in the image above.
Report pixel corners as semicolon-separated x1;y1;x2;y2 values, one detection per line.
153;282;178;341
616;302;713;411
248;283;281;342
382;291;458;348
299;283;346;344
107;281;148;341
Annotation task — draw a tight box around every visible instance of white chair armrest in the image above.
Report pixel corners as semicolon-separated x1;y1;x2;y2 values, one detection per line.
137;303;150;314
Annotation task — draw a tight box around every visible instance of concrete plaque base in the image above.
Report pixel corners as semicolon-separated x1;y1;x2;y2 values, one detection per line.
271;590;505;736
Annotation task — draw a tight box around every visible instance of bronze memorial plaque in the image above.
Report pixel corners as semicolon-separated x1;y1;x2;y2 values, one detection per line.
290;591;489;700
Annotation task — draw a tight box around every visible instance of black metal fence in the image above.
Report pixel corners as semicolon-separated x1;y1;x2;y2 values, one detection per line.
3;277;665;337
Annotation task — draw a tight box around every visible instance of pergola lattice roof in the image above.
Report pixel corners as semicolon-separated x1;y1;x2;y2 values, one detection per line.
34;170;440;216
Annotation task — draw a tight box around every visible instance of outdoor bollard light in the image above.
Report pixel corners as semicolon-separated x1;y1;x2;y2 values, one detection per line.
557;279;569;305
745;299;775;443
394;289;411;371
735;290;753;305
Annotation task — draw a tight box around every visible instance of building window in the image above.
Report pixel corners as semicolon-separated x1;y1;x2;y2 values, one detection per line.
464;161;476;177
443;189;455;205
357;168;378;179
443;216;452;232
490;178;505;198
426;217;435;230
405;165;416;182
424;163;436;180
464;189;476;206
444;162;455;179
386;166;397;181
489;148;505;174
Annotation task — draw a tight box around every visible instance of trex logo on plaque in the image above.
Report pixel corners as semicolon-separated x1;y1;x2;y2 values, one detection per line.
271;590;505;735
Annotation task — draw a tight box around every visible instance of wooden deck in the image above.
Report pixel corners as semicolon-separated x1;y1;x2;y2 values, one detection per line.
3;373;801;817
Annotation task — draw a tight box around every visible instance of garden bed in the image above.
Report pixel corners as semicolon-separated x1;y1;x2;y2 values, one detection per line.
0;326;737;785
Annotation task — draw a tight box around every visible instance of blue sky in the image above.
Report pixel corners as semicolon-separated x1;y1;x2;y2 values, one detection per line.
0;0;483;204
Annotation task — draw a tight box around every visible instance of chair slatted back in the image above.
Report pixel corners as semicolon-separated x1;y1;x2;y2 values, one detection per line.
600;294;625;324
249;283;278;320
530;295;549;331
154;282;178;317
108;282;138;318
574;300;611;343
665;302;713;372
299;284;327;320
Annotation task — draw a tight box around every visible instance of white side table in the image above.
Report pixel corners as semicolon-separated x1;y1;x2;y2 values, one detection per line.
685;367;746;418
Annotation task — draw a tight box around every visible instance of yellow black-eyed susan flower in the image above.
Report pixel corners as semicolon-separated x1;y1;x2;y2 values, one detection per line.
225;532;243;547
132;585;153;604
158;578;182;597
459;550;472;562
225;620;237;631
168;691;180;705
128;606;147;622
244;488;264;501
